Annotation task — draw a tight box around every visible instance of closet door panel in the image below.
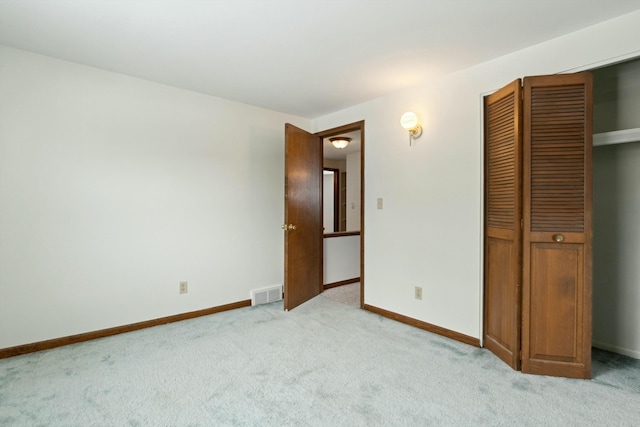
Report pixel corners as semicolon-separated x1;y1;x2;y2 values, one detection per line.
522;73;593;379
529;243;584;360
484;79;522;370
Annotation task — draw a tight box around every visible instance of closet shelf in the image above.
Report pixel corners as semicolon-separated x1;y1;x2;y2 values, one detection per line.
593;128;640;146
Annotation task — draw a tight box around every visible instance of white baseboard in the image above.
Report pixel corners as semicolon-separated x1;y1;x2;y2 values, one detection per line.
593;340;640;360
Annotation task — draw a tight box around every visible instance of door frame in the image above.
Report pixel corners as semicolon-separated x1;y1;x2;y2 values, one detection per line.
479;54;640;347
316;120;365;308
323;167;340;233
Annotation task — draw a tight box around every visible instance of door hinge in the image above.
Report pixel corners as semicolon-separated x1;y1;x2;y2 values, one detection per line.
519;350;522;360
520;219;523;229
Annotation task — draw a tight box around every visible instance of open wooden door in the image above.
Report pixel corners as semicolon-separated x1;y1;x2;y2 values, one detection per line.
283;123;323;310
484;79;523;370
521;73;593;379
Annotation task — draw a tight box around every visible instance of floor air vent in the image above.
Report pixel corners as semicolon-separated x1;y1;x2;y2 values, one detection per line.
251;285;283;306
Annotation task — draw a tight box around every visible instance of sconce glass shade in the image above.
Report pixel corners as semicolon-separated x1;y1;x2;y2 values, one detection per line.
400;112;418;130
400;111;422;139
329;137;351;149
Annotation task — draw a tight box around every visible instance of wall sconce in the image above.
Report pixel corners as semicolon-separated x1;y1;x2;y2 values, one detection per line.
329;137;351;149
400;111;423;145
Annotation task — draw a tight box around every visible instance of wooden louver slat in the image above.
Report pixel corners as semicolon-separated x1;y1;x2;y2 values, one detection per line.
521;72;592;380
529;84;585;232
487;91;516;229
483;78;522;371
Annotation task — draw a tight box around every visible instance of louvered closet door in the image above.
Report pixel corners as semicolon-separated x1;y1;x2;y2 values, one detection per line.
484;79;522;370
521;73;593;379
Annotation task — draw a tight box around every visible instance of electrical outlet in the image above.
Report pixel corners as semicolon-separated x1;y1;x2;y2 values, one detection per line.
414;286;422;300
179;281;188;294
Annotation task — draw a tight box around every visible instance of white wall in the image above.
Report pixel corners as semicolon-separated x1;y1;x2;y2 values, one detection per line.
312;10;640;342
324;235;360;284
593;58;640;133
0;46;310;348
323;173;335;232
593;142;640;358
323;159;346;172
4;10;640;353
346;151;361;231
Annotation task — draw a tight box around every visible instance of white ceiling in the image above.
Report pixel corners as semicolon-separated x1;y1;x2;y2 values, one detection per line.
1;1;640;118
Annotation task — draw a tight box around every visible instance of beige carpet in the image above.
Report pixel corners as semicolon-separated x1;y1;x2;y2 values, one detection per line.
322;282;360;306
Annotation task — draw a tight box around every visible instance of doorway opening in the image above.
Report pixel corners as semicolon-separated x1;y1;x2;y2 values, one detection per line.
591;57;640;364
282;121;364;311
481;57;640;382
318;122;365;309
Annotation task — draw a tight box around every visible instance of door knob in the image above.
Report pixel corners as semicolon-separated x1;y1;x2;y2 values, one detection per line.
281;224;297;231
553;234;564;242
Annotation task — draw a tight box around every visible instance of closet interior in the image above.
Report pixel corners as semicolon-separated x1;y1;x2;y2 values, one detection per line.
592;57;640;361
